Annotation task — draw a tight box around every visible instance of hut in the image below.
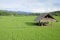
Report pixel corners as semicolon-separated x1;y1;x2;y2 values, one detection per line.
35;13;56;26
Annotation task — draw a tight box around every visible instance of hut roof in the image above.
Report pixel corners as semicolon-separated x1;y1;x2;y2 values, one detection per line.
35;13;55;23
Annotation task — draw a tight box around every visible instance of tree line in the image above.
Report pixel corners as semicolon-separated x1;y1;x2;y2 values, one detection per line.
50;11;60;16
0;10;60;16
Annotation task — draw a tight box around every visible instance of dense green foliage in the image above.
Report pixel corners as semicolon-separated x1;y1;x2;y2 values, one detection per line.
0;10;17;16
0;16;60;40
0;10;60;16
50;11;60;16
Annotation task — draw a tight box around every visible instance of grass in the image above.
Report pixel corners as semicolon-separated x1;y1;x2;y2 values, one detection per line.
0;16;60;40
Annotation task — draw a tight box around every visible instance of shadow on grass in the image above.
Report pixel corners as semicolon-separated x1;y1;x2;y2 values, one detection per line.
25;22;39;26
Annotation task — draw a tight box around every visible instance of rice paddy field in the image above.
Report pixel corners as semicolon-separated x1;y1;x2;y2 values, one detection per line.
0;16;60;40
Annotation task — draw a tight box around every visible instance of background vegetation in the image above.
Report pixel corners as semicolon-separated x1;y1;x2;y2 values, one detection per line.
0;10;60;16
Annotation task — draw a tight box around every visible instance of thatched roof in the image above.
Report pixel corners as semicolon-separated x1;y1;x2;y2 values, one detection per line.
35;13;56;23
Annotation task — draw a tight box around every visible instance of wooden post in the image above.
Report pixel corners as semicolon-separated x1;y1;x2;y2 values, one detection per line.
39;21;40;26
51;22;52;27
